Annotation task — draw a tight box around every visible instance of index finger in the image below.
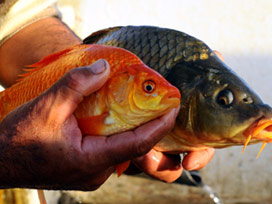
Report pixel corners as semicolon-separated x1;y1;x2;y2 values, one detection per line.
182;148;215;171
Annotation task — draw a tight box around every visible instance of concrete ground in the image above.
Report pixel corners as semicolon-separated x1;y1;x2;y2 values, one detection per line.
45;173;272;204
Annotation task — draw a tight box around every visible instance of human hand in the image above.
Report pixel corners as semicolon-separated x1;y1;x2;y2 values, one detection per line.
129;143;214;183
0;59;179;190
128;50;224;183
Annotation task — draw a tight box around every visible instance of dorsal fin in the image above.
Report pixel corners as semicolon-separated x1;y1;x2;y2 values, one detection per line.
17;47;74;81
83;26;122;44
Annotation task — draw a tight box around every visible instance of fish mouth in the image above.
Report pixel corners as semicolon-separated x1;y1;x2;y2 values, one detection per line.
162;89;181;108
243;117;272;157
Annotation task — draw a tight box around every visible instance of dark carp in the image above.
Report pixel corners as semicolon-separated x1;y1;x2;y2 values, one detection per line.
83;26;272;156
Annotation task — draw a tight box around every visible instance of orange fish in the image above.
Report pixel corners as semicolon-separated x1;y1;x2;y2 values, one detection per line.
0;44;180;175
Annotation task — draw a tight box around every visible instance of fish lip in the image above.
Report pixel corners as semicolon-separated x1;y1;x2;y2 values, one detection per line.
244;116;272;140
165;85;181;99
256;117;272;133
243;116;263;136
167;91;181;99
162;89;181;107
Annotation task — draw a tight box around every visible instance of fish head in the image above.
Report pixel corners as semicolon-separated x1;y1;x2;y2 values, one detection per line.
107;63;180;124
164;55;272;150
132;64;181;112
193;70;272;143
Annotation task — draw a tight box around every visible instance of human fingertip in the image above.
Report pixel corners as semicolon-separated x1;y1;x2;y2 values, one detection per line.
184;161;200;171
182;148;215;171
88;59;109;75
174;105;181;117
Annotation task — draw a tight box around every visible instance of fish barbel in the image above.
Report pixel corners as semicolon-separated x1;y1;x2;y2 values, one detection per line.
84;26;272;156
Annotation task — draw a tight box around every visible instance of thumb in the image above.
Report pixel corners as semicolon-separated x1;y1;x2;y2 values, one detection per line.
45;59;110;123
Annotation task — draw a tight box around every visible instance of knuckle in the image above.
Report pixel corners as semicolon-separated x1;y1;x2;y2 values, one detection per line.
55;84;76;102
65;69;83;89
55;69;88;101
161;117;176;135
64;68;92;89
133;139;152;157
104;148;124;166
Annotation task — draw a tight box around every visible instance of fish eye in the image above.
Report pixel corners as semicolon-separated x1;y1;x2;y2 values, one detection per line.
216;89;234;107
143;80;156;93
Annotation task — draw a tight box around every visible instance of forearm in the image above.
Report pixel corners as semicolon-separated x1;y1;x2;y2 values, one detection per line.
0;17;82;88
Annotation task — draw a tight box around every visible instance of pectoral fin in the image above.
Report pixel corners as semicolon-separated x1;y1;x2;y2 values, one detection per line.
77;112;108;135
115;160;131;177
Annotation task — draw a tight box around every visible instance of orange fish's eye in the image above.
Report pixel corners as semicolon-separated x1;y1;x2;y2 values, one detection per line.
143;80;156;93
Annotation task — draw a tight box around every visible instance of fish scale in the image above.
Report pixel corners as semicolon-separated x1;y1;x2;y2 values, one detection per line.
84;25;272;154
0;44;180;131
88;27;211;76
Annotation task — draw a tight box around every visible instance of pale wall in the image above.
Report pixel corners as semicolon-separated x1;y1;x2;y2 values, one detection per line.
46;0;272;202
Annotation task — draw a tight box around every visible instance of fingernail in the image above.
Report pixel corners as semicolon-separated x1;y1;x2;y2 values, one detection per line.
88;59;109;74
186;162;200;171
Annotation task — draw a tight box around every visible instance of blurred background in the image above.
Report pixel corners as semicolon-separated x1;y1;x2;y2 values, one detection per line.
48;0;271;203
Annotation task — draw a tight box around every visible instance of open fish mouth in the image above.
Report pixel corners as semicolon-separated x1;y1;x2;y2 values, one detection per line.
243;117;272;157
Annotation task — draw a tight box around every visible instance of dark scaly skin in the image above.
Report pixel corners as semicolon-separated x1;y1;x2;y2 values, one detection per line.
84;26;272;152
84;26;213;76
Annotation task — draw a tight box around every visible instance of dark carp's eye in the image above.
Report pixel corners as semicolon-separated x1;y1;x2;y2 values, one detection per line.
216;89;234;107
143;80;156;93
